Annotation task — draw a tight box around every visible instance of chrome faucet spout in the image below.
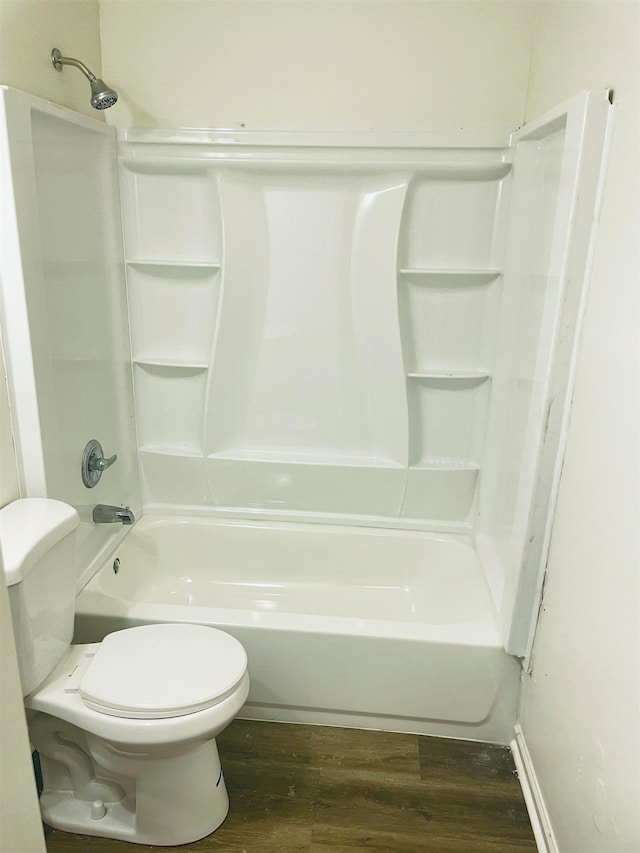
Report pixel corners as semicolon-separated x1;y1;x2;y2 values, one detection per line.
93;504;135;525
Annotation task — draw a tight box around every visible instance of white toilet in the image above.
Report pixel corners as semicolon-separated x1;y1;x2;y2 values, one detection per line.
0;498;250;846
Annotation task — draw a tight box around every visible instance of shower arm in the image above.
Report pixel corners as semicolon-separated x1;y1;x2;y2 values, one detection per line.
51;49;98;83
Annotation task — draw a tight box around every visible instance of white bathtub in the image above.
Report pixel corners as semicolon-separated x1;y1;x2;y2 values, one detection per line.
75;516;520;742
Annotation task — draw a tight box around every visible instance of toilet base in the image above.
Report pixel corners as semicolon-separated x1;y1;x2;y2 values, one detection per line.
42;792;139;841
36;717;230;846
41;781;228;846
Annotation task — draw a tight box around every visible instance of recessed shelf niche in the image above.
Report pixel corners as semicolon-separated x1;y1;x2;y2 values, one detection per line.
120;163;222;263
133;362;208;455
127;263;221;366
398;274;501;373
400;178;507;271
406;375;491;467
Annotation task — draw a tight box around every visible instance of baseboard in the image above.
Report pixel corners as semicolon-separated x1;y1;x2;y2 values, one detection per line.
511;724;559;853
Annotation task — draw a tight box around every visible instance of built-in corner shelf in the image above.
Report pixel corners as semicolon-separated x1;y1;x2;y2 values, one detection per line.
139;445;203;458
208;448;405;468
407;370;490;387
133;358;209;372
411;162;512;181
127;259;221;272
410;459;480;471
120;156;213;176
399;269;501;286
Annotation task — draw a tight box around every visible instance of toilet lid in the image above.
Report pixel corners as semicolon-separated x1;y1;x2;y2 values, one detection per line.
79;624;247;719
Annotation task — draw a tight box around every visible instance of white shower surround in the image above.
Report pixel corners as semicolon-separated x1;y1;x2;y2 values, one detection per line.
0;87;610;740
120;130;511;530
117;95;610;658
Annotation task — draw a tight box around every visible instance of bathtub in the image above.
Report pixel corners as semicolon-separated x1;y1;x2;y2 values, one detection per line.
75;516;520;743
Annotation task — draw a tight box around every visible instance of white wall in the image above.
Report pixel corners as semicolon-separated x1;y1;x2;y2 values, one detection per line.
100;0;535;130
518;2;640;851
0;3;101;850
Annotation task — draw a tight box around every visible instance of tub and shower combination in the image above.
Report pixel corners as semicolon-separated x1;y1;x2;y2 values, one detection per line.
0;86;611;744
75;515;519;740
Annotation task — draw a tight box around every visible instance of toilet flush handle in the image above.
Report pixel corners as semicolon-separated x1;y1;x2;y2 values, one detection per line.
82;439;117;488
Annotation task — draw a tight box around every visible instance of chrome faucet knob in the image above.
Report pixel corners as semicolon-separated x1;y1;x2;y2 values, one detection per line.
82;439;118;488
90;452;117;472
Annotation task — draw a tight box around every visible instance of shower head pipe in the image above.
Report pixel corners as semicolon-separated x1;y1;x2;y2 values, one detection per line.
52;48;98;81
51;48;118;110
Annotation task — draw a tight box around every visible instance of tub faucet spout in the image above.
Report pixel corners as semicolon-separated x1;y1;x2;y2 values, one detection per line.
93;504;135;525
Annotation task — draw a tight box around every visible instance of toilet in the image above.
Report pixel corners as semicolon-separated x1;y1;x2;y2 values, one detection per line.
0;498;250;846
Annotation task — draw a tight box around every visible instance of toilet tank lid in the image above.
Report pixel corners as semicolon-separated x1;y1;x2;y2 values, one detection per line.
0;499;79;586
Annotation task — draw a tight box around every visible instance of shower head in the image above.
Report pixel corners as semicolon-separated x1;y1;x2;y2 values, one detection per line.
89;79;119;111
51;48;118;111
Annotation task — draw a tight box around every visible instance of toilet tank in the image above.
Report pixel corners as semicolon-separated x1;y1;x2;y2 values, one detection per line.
0;498;79;696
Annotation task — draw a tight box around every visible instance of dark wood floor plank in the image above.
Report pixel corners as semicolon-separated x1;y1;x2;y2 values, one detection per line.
310;840;537;853
417;734;536;846
45;829;153;852
203;720;318;851
219;718;316;768
419;735;519;785
308;725;534;851
194;817;313;853
308;725;421;776
45;720;536;853
310;768;536;851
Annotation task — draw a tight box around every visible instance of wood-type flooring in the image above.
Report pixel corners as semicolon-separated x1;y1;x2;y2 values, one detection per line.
44;720;537;853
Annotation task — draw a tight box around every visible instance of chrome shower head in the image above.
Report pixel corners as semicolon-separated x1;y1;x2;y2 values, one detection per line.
89;79;119;111
51;48;118;111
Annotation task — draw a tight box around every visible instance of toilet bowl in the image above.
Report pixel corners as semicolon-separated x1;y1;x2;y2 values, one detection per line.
0;498;250;846
28;625;249;845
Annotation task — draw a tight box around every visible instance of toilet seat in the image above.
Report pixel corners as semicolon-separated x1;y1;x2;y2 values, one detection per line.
27;641;251;749
79;624;247;720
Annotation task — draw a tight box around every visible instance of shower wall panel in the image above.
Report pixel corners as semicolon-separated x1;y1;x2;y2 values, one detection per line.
474;91;612;655
119;135;513;529
0;88;140;585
